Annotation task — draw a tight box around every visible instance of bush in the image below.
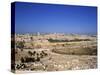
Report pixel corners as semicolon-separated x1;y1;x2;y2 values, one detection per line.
16;41;25;51
25;57;35;62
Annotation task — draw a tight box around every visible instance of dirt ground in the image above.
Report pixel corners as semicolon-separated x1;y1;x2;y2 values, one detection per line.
13;34;97;73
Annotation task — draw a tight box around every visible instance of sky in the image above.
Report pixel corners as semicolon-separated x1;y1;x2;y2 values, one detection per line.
15;2;97;34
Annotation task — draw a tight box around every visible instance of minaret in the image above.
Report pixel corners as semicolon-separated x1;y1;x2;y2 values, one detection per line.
37;32;40;36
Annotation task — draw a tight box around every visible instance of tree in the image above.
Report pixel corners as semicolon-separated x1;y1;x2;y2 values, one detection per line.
18;41;25;51
36;57;40;61
21;57;24;63
30;36;33;41
28;51;33;56
31;43;35;49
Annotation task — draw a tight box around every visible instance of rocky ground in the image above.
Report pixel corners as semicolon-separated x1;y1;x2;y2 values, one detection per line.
14;49;97;73
12;34;97;73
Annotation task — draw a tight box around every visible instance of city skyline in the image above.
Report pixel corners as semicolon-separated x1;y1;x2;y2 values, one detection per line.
15;2;97;34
